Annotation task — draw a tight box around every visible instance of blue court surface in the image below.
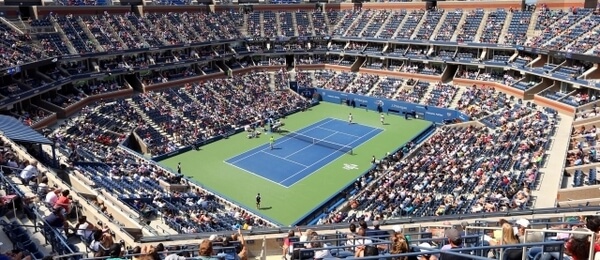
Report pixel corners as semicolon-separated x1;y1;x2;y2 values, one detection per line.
225;118;383;187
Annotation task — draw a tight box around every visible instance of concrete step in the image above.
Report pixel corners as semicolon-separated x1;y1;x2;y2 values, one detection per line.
497;11;514;44
429;11;448;41
450;12;468;42
530;114;574;208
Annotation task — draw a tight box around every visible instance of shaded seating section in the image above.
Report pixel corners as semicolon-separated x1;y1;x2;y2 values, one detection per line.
48;71;307;159
456;50;478;61
6;105;54;127
541;90;591;107
512;80;538;91
0;21;48;68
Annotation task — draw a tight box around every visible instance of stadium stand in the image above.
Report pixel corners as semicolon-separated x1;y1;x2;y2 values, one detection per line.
2;1;600;259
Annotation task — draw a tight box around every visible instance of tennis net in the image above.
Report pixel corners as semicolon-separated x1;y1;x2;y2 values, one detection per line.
284;132;353;154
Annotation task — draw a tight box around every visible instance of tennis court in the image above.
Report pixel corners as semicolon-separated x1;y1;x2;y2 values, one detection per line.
225;118;383;187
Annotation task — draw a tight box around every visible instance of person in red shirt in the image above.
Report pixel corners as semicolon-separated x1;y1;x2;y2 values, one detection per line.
54;190;72;216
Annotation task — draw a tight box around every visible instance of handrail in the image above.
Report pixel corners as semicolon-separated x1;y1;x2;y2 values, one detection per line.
0;169;77;256
524;228;595;260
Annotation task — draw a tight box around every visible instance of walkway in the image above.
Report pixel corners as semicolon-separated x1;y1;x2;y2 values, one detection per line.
531;113;574;208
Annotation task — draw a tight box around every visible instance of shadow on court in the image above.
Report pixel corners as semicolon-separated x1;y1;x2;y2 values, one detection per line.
259;206;273;210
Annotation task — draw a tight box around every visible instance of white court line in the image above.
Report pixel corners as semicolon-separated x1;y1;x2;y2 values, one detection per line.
278;127;383;185
283;131;339;159
260;150;308;167
225;118;334;164
223;160;289;188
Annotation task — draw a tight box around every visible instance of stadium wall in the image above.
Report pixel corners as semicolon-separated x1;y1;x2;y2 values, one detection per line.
316;88;471;123
536;0;589;8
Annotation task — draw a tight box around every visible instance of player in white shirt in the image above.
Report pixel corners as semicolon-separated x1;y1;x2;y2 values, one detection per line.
348;113;353;124
380;114;385;124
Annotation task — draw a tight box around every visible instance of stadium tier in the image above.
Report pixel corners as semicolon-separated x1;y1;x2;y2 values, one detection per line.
2;0;600;259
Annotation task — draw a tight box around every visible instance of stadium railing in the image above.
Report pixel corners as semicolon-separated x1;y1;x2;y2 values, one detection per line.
0;168;78;258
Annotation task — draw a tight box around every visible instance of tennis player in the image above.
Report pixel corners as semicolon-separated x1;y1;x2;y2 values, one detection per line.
380;114;385;124
269;135;275;150
256;193;262;209
348;113;353;124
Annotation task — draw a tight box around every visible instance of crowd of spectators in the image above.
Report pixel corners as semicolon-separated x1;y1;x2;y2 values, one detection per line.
328;112;552;223
454;85;507;119
4;7;600;73
288;216;600;260
41;71;307;234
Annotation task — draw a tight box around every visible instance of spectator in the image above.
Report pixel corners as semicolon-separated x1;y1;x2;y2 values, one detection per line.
43;207;69;234
198;240;220;260
441;229;463;250
515;219;543;243
389;232;411;258
565;228;598;260
282;229;296;258
54;189;72;215
106;244;125;260
44;188;61;207
417;243;438;260
501;223;519;245
73;216;95;243
165;246;187;260
19;161;38;183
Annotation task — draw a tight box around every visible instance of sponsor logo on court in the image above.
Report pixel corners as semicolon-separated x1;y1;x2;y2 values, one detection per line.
343;163;359;170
